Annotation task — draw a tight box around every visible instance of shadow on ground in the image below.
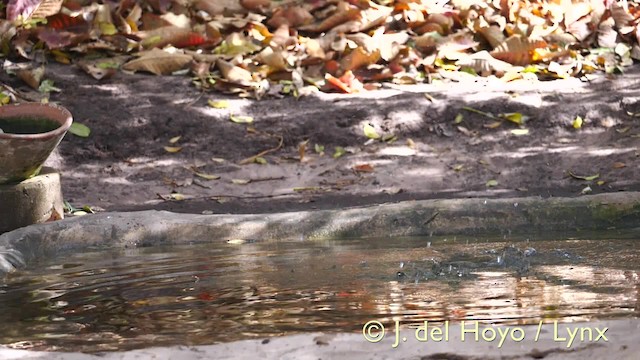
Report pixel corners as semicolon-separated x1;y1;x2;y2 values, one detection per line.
1;63;638;214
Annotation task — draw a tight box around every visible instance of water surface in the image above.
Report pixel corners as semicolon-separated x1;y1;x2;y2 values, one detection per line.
0;235;638;352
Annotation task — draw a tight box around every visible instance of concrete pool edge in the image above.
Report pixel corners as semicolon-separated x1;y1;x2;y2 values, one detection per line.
1;318;638;359
1;192;639;270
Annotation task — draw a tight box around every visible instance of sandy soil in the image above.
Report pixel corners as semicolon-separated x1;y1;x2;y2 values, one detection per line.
2;63;638;214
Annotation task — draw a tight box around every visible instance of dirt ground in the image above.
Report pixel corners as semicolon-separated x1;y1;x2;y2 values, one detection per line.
2;63;639;214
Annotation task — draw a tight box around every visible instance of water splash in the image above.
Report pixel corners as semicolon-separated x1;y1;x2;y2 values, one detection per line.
0;246;26;274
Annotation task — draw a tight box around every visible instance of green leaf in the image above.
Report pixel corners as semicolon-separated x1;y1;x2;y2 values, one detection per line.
572;116;583;129
69;122;91;137
363;123;380;139
315;144;325;154
96;62;120;69
63;200;78;213
486;179;499;187
569;171;599;181
0;92;10;105
333;146;346;159
500;112;528;125
462;106;496;119
38;79;61;93
99;22;118;36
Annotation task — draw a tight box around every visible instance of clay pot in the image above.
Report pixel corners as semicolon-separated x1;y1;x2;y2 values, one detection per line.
0;103;72;184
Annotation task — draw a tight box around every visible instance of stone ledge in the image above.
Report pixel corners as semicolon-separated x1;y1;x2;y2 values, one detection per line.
0;192;638;273
0;167;63;234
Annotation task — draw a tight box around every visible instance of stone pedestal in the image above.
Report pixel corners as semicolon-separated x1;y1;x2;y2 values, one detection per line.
0;168;64;234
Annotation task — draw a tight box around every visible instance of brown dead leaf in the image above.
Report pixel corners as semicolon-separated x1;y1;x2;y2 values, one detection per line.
193;171;220;180
477;25;506;49
611;3;634;28
340;46;380;72
240;0;271;12
457;126;474;137
123;49;193;75
299;140;308;162
456;50;515;74
267;6;313;29
77;58;126;80
37;28;87;49
299;2;361;33
256;46;289;72
216;59;253;84
138;26;206;49
566;18;591;42
78;63;116;80
141;12;173;30
354;164;374;173
325;70;364;94
564;3;591;26
597;18;617;48
164;146;182;153
612;162;626;169
491;35;547;66
195;0;245;16
17;66;44;90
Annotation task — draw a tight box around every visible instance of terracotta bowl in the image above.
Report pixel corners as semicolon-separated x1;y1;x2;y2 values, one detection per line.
0;103;73;184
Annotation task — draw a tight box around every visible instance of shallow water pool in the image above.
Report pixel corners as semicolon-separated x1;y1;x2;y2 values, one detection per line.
1;235;639;352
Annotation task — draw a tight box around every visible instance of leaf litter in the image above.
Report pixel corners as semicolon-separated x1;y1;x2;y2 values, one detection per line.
1;0;640;99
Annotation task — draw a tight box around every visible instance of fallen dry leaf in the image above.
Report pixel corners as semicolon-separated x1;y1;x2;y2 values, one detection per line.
7;0;63;21
568;171;599;181
363;123;380;139
208;99;229;109
17;66;44;90
123;49;193;75
229;114;253;124
194;171;220;180
170;193;185;200
164;146;182;153
354;164;374;173
298;140;308;162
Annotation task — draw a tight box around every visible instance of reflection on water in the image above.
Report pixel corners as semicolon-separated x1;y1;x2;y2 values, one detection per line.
0;236;638;352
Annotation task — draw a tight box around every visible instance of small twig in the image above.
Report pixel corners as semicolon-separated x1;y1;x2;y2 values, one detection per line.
185;90;205;107
461;106;501;121
423;211;440;226
249;176;286;182
239;135;284;165
210;193;292;199
192;179;212;189
0;82;38;102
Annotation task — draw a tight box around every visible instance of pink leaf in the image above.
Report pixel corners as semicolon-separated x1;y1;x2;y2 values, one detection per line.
7;0;42;21
7;0;63;21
